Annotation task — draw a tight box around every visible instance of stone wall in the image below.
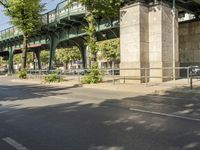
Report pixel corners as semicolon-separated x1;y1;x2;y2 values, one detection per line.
179;20;200;67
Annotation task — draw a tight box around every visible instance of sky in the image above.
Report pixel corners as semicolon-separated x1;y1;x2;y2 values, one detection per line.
0;0;64;30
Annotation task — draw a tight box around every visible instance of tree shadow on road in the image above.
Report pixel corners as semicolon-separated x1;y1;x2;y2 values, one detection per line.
0;86;200;150
0;84;81;101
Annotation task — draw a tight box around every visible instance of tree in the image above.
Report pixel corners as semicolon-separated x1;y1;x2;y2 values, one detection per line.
40;50;50;66
4;0;43;69
0;57;6;67
98;38;120;69
56;47;81;69
13;54;22;65
13;52;34;69
0;0;8;8
68;0;122;64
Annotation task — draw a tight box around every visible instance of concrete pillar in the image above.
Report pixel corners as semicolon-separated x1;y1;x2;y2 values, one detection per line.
120;3;149;83
120;2;179;83
149;3;179;82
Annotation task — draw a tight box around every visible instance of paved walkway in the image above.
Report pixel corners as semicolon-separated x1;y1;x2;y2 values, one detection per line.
10;77;200;95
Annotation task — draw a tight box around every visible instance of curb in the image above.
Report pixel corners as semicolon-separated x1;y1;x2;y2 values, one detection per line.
11;79;200;96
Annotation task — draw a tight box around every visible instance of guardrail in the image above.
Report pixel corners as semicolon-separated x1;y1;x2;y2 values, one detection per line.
25;67;200;88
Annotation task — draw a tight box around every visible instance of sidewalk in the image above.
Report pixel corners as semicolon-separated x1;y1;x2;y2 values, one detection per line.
11;78;200;96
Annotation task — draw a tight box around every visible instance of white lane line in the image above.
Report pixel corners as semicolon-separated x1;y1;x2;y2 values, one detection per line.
130;108;200;122
0;87;9;90
33;93;85;101
149;95;185;100
3;137;29;150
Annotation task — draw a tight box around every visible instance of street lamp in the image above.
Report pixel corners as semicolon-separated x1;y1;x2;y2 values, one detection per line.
172;0;176;80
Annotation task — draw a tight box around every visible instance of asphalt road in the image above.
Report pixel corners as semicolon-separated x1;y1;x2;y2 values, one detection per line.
0;77;200;150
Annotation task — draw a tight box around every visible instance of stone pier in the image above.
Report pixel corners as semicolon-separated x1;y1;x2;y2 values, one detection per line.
120;2;179;83
179;20;200;67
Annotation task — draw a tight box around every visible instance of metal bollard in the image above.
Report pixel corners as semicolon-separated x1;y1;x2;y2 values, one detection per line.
145;68;148;87
187;67;190;84
78;69;80;83
190;76;193;90
112;69;115;85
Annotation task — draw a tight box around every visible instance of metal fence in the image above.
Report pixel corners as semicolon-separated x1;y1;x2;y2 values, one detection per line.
26;67;200;88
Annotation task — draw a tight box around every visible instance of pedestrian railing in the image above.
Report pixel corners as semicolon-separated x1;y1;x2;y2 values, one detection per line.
25;66;200;89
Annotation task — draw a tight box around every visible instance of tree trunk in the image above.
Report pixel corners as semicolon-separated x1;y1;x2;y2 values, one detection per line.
35;50;41;70
112;60;115;69
86;12;97;66
22;34;28;69
64;63;68;70
112;60;115;75
107;61;110;69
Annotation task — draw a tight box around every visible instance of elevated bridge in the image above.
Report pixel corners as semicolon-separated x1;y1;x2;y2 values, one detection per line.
0;0;200;76
0;0;119;73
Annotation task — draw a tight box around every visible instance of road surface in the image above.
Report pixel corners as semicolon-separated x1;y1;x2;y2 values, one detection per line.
0;77;200;150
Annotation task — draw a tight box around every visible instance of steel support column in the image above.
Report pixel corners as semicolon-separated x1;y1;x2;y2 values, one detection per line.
49;35;59;70
8;47;14;75
80;45;87;69
35;49;41;70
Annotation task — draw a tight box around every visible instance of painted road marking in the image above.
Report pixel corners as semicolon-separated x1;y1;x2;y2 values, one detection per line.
3;137;29;150
149;95;186;100
130;108;200;122
0;87;9;90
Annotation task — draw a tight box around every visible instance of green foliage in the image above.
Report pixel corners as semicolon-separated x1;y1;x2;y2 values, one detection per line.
13;53;34;67
40;50;50;65
4;0;43;69
81;63;103;84
44;69;63;83
68;0;123;62
17;69;27;79
98;38;120;62
69;0;122;18
27;53;34;65
85;14;98;61
0;57;6;67
56;47;81;64
5;0;43;35
0;0;9;8
13;54;22;65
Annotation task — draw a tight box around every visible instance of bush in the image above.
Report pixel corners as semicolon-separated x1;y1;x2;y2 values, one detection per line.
81;63;103;84
17;69;27;79
44;69;63;83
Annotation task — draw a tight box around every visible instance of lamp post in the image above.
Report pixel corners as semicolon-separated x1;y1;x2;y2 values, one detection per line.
172;0;176;80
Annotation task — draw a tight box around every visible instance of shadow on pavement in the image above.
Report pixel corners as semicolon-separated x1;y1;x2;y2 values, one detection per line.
0;84;81;101
0;86;199;150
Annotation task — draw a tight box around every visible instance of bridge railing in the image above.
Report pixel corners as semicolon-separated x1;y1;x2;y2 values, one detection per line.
0;1;86;41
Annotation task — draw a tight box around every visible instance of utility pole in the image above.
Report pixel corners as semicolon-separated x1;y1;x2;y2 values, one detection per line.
172;0;176;80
